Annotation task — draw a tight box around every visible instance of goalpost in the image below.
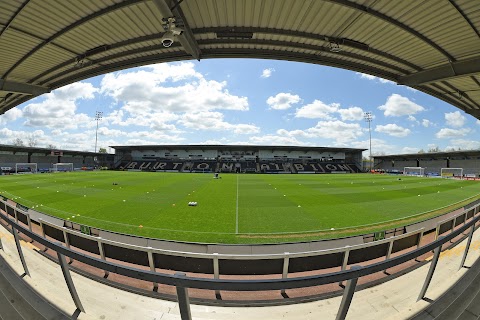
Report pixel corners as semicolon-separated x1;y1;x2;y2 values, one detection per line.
441;168;463;179
403;167;425;176
52;163;74;173
15;163;37;174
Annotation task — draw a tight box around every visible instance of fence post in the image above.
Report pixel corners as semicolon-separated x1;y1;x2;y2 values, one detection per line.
62;229;73;263
175;272;192;320
213;253;220;298
459;225;475;270
417;230;424;249
57;251;85;313
97;239;109;278
12;226;30;276
147;249;158;291
281;252;290;295
339;248;350;286
26;213;33;233
335;265;362;320
417;245;441;301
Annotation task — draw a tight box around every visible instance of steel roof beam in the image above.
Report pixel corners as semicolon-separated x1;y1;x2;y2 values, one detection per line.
327;0;455;62
448;0;480;39
0;79;50;96
398;57;480;86
197;38;408;74
1;0;139;79
152;0;201;60
0;0;30;39
193;27;421;72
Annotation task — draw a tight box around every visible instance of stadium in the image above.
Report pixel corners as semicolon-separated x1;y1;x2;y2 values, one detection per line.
1;1;480;320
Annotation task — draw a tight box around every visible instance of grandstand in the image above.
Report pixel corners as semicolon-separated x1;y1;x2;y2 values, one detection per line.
373;150;480;178
112;145;364;174
0;144;113;173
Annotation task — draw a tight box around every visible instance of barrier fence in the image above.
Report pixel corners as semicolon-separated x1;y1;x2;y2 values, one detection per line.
0;198;479;319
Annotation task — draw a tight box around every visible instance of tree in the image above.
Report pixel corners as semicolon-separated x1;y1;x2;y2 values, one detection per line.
12;138;24;146
98;147;107;153
27;134;38;147
47;144;57;150
427;146;440;153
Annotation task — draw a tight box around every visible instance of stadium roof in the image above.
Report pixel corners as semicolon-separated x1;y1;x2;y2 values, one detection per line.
373;149;480;160
110;144;366;153
0;144;106;156
1;1;480;120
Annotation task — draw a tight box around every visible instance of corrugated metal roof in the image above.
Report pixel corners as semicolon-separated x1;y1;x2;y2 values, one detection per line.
0;0;479;119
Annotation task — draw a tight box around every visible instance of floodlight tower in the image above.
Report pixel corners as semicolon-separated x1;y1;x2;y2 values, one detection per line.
94;111;103;153
364;112;373;172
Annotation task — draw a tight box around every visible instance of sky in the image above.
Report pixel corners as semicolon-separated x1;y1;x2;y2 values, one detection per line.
1;58;479;156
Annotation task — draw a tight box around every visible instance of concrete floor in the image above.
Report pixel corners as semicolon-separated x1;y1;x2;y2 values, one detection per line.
0;223;479;320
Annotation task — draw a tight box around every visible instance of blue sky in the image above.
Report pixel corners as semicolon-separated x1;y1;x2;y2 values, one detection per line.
1;59;479;155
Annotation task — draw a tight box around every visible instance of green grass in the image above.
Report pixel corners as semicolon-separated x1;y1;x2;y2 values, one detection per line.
1;171;479;244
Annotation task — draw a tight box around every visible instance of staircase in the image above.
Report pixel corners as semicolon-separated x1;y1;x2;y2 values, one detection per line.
410;255;480;320
0;258;69;320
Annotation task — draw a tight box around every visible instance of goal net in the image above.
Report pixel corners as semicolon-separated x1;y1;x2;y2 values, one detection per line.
52;163;74;172
15;163;37;174
403;167;425;176
441;168;463;179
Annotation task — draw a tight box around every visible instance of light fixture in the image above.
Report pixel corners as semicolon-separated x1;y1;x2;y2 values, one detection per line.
364;112;373;172
329;41;342;53
94;111;103;153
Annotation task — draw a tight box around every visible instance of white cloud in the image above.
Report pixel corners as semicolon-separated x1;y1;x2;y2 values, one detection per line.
249;134;306;146
21;82;97;129
378;94;425;117
375;124;411;137
358;73;376;80
337;107;364;121
477;119;480;125
101;62;249;114
295;100;340;119
349;138;397;155
445;111;466;128
261;68;275;78
446;139;480;150
422;119;432;127
401;147;420;154
278;120;363;144
266;93;301;110
179;112;259;134
357;72;394;85
0;108;23;125
435;128;471;139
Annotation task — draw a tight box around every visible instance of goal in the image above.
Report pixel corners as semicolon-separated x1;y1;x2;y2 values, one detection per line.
52;163;74;172
403;167;425;176
15;163;37;174
441;168;463;179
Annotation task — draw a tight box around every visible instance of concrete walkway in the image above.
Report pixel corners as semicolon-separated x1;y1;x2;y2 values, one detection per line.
0;223;479;320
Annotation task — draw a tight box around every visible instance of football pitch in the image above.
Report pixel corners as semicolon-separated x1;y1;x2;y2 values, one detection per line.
1;171;480;244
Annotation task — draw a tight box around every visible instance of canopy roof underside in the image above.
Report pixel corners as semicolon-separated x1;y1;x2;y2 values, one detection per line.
1;0;479;119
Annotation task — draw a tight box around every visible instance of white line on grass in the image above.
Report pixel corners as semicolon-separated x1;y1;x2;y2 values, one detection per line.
235;174;239;234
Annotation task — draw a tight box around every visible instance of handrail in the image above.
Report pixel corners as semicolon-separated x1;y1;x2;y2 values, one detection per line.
38;217;425;260
1;207;478;291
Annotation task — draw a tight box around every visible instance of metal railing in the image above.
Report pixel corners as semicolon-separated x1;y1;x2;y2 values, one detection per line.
1;205;479;320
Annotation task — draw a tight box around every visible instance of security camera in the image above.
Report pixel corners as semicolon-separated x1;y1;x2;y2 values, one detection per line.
170;26;183;36
161;31;175;47
161;17;183;47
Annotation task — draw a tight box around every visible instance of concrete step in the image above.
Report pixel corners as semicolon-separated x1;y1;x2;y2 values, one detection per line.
0;289;25;320
409;254;480;320
0;257;69;320
455;287;480;320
